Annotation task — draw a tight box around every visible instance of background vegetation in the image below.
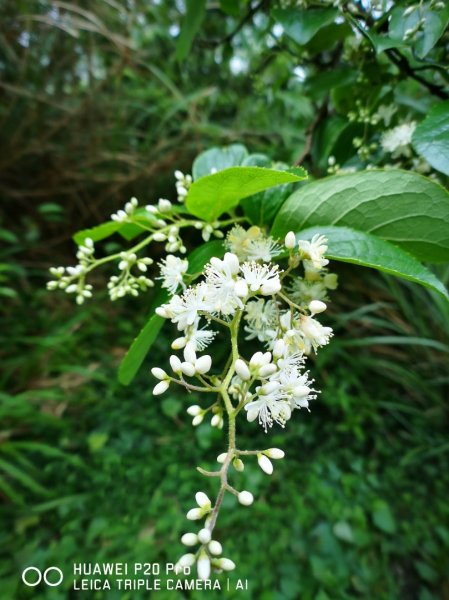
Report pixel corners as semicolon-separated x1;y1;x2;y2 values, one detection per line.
1;1;449;599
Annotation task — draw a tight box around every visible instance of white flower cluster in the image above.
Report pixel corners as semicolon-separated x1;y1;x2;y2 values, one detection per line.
153;228;335;432
107;252;154;301
47;238;95;304
111;197;139;223
174;492;236;580
381;122;416;158
174;170;192;202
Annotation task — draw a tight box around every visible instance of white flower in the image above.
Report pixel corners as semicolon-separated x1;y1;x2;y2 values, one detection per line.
158;255;188;295
240;262;281;295
157;283;210;330
299;315;333;353
244;298;278;342
225;225;263;260
204;253;246;314
289;278;329;305
225;225;281;262
297;235;329;270
245;237;281;262
381;122;416;157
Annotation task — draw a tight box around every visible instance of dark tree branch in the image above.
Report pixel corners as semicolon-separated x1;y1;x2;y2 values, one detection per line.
385;48;449;100
198;0;269;48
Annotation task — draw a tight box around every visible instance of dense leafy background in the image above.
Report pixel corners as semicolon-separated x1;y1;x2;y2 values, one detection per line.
1;1;449;599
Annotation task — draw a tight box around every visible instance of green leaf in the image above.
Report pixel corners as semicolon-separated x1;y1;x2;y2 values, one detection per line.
273;7;338;46
271;170;449;263
290;226;449;302
118;308;166;386
186;166;307;222
372;499;396;534
187;240;224;274
389;3;449;58
118;241;224;385
175;0;207;61
73;222;121;245
241;164;307;226
192;143;248;180
412;101;449;176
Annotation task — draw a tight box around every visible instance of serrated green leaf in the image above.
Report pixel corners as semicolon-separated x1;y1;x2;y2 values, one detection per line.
290;226;449;302
271;170;449;263
192;143;248;180
273;7;338;46
175;0;207;61
186;166;307;222
412;101;449;176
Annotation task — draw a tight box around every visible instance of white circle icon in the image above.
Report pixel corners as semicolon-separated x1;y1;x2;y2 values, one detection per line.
22;566;63;587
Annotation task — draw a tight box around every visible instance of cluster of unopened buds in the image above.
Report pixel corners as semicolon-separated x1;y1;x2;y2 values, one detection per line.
151;225;337;578
47;171;229;302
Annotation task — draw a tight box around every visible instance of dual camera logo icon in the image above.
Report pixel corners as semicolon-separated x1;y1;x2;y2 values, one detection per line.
22;566;64;587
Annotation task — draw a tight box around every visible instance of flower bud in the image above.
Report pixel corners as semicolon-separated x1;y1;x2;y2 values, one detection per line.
155;306;168;318
177;553;196;570
273;339;286;358
187;405;201;416
181;362;195;377
195;492;211;508
153;381;169;395
293;385;311;398
198;528;211;544
235;359;251;381
309;300;327;314
170;355;182;373
238;490;254;506
211;414;222;428
158;198;172;212
192;414;204;426
183;344;197;364
234;279;248;298
186;508;203;520
208;540;222;556
172;337;186;349
151;367;167;381
181;533;198;546
197;551;211;580
216;558;236;571
233;458;244;472
261;279;281;295
216;453;227;463
195;355;212;374
257;453;273;475
153;232;167;242
259;364;277;378
265;448;285;459
285;231;296;249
